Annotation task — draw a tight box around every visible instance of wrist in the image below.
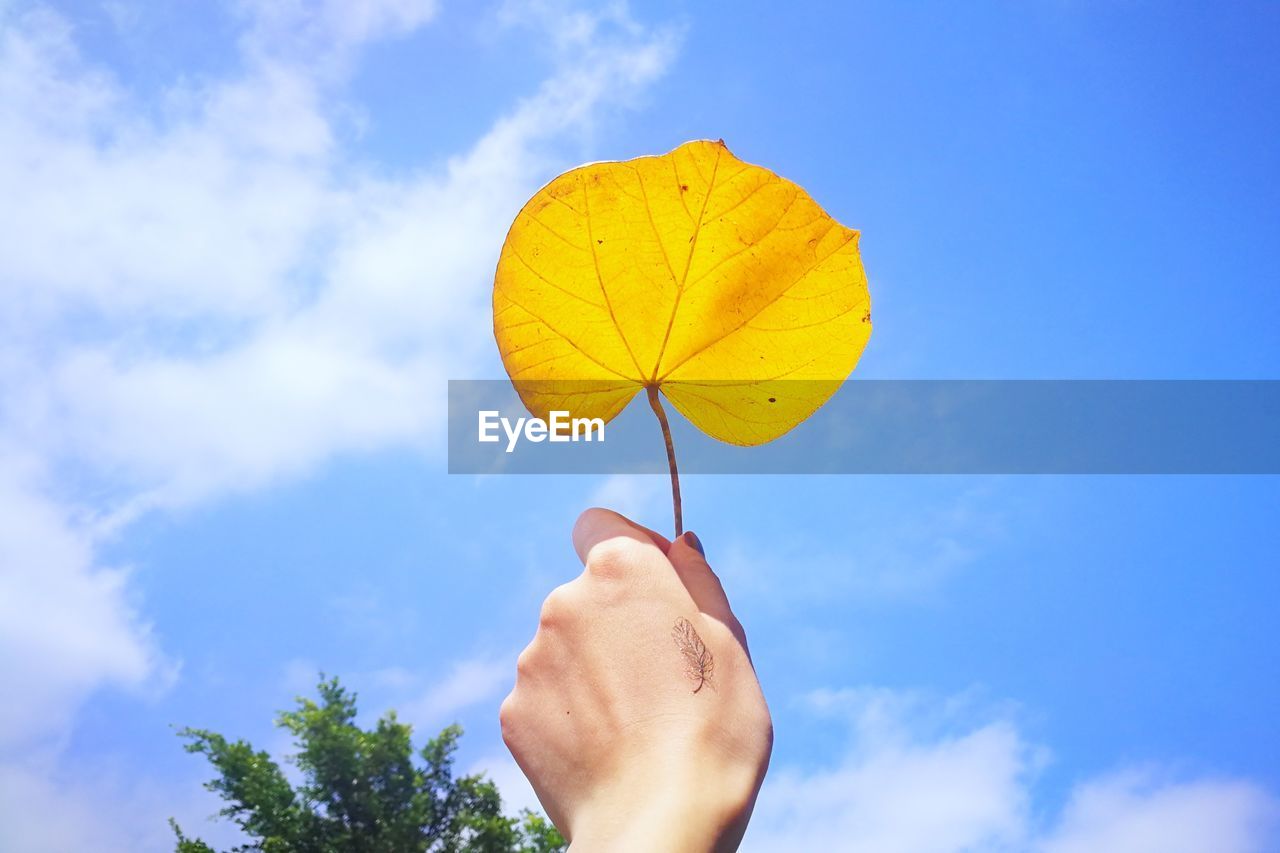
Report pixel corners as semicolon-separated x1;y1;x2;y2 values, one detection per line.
568;753;760;852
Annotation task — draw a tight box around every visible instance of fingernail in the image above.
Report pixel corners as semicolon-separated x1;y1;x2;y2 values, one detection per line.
682;531;705;557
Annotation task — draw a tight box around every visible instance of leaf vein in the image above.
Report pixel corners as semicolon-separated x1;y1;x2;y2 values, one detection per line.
681;190;803;298
581;173;646;378
746;298;865;332
506;248;606;310
496;290;634;381
658;229;858;381
650;144;724;380
524;210;589;251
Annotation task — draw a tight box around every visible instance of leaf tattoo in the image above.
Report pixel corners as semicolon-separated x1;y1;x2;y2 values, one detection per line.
671;616;714;694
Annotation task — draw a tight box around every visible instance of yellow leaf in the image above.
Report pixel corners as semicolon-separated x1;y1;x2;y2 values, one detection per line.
492;139;872;447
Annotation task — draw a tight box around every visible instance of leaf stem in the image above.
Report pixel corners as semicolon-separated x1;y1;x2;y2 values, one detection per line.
645;385;683;537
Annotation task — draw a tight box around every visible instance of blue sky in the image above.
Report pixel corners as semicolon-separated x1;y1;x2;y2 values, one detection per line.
1;1;1277;851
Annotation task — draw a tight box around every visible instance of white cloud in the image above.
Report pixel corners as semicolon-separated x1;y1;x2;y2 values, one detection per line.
1;0;680;511
0;757;251;853
747;687;1033;853
743;687;1278;853
398;655;512;728
0;1;678;849
1040;769;1280;853
0;448;162;753
236;0;441;74
0;10;333;327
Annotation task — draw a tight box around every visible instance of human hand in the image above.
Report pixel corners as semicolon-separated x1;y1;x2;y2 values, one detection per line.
499;508;773;852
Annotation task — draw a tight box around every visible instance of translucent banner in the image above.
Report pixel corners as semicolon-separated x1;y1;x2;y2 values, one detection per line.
448;380;1280;475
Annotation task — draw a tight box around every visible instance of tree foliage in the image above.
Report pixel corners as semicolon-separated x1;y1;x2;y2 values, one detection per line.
172;677;564;853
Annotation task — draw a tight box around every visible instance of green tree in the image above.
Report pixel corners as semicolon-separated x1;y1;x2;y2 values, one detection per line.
172;677;564;853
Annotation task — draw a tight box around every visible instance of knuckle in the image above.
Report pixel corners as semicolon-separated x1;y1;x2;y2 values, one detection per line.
515;646;537;679
586;537;644;580
537;598;560;629
498;693;520;742
539;582;578;628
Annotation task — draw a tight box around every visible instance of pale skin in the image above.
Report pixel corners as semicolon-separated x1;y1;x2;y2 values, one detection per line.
499;508;774;851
